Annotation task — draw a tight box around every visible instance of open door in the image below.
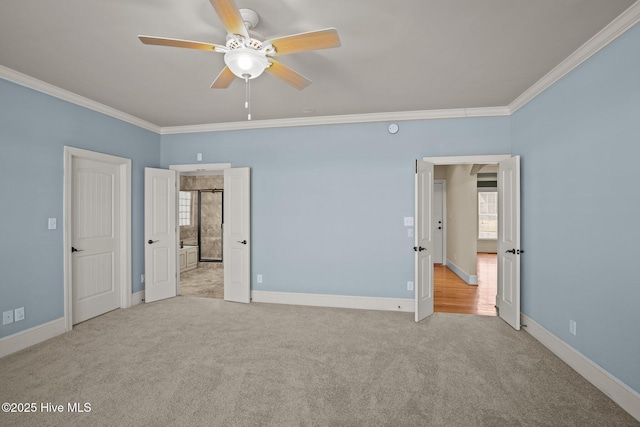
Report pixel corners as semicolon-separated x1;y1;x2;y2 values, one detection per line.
415;160;435;322
223;167;251;303
497;156;521;330
144;167;177;303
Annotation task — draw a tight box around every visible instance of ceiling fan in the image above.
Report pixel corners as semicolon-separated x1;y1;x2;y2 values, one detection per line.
138;0;341;91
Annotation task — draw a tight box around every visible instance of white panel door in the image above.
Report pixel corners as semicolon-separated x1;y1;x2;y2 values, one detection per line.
415;160;435;322
497;156;521;330
72;157;121;324
433;181;444;264
144;168;177;303
223;167;251;303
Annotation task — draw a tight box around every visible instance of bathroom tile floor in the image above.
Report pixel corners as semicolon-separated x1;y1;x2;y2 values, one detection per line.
179;263;224;299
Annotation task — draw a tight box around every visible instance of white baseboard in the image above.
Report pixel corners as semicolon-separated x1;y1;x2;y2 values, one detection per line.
521;313;640;422
445;259;478;285
131;291;144;306
0;317;66;359
251;290;414;312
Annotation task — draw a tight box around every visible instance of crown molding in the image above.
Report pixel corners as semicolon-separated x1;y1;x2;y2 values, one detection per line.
509;1;640;113
0;65;161;134
160;106;511;134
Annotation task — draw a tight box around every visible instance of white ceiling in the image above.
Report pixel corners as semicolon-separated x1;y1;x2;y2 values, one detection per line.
0;0;635;128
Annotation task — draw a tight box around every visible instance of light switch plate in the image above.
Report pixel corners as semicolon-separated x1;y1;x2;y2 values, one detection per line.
197;153;203;161
14;307;24;322
48;218;57;230
407;229;414;237
404;217;414;226
257;274;263;283
3;310;13;325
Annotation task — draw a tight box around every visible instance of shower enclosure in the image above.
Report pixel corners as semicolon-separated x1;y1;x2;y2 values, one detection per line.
198;189;223;262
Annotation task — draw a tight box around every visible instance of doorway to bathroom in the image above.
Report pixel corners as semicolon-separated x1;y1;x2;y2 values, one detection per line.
178;172;225;299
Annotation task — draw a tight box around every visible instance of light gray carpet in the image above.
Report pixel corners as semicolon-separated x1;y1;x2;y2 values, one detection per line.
0;297;637;426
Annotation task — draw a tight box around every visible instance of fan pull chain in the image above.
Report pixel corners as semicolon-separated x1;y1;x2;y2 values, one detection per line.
243;74;251;121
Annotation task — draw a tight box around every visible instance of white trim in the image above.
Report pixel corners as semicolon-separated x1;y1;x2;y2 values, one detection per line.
0;65;160;133
445;259;478;285
63;147;132;332
160;107;511;134
131;291;145;306
169;163;231;172
0;318;66;359
521;313;640;422
423;154;511;165
509;1;640;113
251;291;414;312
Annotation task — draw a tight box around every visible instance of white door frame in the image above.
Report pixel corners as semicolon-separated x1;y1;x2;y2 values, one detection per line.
423;155;511;165
63;147;131;332
420;154;512;316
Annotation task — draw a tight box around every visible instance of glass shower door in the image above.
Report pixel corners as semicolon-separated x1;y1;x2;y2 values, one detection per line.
198;190;223;262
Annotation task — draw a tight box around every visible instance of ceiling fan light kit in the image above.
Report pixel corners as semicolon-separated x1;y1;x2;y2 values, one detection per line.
223;42;271;79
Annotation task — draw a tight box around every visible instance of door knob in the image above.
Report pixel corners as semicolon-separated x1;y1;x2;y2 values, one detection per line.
414;246;427;252
238;240;247;245
71;247;83;253
505;249;516;254
148;239;158;244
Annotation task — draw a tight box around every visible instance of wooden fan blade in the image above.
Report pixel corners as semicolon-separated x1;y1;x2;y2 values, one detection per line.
138;35;224;52
209;0;249;39
266;60;311;90
211;66;236;89
265;28;340;56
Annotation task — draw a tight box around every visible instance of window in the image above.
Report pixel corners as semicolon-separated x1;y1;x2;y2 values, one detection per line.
478;190;497;239
179;191;191;226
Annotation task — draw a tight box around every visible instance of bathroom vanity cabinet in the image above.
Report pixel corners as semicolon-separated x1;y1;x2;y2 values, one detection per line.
179;246;198;273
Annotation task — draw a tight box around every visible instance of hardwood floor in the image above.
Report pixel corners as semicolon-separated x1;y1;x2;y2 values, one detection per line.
434;253;497;316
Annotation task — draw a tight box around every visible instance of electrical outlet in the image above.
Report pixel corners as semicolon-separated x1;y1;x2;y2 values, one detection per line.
3;310;13;325
569;319;576;336
407;281;414;291
14;307;24;322
197;153;203;161
257;274;263;283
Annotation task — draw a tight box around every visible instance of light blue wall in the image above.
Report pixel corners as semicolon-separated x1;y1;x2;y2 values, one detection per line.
161;118;511;299
0;79;160;338
512;23;640;393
